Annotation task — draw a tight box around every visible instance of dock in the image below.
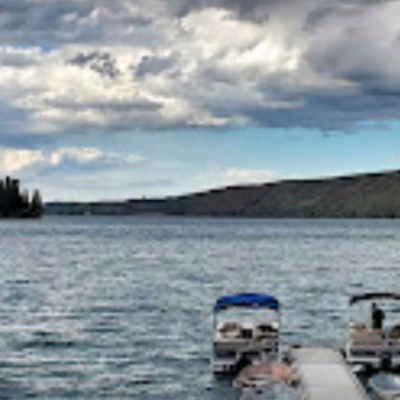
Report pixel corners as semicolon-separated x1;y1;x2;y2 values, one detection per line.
291;347;370;400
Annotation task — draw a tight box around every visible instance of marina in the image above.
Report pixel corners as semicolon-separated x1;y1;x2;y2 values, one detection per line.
2;0;400;397
214;291;400;400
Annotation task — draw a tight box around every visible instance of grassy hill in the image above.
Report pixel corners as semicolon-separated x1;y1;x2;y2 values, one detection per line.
45;170;400;218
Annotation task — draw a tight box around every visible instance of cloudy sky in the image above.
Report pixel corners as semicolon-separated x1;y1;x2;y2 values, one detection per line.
2;0;400;201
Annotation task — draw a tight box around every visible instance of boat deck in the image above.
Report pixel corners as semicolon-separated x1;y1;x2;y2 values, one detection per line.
346;323;400;367
291;347;369;400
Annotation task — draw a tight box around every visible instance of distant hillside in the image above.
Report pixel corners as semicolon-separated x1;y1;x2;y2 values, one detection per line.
45;170;400;218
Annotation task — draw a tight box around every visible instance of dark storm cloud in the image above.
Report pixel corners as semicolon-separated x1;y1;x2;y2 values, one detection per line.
47;96;161;114
252;91;400;131
0;0;153;45
0;0;93;43
169;0;275;22
168;0;381;22
305;3;400;105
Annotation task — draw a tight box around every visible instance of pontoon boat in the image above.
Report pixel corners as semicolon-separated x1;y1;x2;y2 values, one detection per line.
346;292;400;368
212;293;280;374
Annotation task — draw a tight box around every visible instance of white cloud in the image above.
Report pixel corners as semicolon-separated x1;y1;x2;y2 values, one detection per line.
0;146;144;174
48;146;144;167
49;147;104;165
0;148;45;173
0;3;314;138
0;0;397;144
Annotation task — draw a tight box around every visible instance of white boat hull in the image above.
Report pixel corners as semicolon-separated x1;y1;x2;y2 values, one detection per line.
369;373;400;400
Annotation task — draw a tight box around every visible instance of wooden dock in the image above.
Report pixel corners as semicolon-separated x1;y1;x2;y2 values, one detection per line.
291;347;370;400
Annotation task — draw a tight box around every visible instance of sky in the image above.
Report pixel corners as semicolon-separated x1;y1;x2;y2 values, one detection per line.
2;0;400;201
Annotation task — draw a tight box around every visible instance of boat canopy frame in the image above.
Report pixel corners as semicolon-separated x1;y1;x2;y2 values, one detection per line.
349;292;400;306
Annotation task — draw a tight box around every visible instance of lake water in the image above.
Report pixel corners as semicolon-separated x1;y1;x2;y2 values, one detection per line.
0;216;399;399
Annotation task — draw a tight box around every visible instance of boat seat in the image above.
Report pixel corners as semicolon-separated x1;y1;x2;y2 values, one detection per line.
218;322;241;339
349;329;385;355
256;324;278;339
350;329;382;342
258;322;278;332
350;342;385;352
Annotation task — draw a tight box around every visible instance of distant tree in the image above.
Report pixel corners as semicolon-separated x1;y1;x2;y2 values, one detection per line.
30;189;43;218
0;176;43;219
21;190;30;209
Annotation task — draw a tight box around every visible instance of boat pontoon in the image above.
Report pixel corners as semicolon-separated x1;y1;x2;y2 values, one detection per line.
237;376;300;400
346;292;400;369
369;372;400;400
212;292;280;374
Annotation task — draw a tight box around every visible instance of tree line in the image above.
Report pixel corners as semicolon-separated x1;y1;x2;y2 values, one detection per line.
0;176;43;218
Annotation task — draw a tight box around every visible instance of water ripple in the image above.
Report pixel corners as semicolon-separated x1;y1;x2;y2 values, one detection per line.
0;217;399;398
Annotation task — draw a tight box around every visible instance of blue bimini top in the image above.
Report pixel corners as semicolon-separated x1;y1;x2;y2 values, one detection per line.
213;292;280;312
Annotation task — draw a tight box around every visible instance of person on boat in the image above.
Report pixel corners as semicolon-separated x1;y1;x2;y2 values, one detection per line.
371;302;385;330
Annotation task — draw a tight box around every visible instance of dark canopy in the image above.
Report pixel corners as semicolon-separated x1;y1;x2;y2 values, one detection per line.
350;292;400;305
213;293;280;312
